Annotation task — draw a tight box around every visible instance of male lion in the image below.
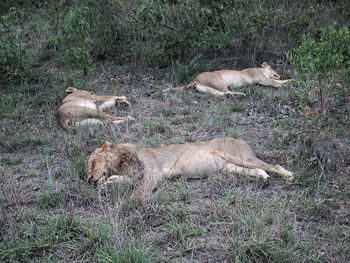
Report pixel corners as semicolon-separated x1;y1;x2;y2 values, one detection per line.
87;138;294;201
164;62;292;96
58;87;133;129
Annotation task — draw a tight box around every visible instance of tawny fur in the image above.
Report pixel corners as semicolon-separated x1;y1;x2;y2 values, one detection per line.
87;138;294;201
164;62;292;96
58;87;133;129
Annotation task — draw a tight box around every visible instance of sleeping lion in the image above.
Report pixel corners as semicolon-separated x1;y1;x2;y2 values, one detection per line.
164;62;292;96
58;87;133;129
87;138;294;201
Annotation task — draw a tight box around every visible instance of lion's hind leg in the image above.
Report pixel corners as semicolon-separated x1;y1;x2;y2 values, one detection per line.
195;84;245;97
211;150;293;182
223;163;270;181
75;118;104;127
111;116;135;125
275;79;293;85
97;96;131;111
195;84;226;96
195;83;245;97
73;111;133;127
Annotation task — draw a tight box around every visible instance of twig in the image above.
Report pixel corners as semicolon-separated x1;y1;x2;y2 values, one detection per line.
196;128;214;143
91;66;105;85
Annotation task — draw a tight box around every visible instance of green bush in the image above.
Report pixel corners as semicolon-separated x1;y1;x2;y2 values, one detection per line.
129;0;341;67
288;24;349;74
0;8;30;84
2;0;347;78
47;5;94;73
0;0;44;15
172;54;213;83
285;24;350;180
135;0;234;65
46;0;126;73
287;24;350;111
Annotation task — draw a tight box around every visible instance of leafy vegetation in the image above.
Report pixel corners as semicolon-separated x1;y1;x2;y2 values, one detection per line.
286;23;350;183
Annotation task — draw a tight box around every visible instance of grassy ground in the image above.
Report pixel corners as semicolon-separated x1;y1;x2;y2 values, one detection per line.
0;62;349;262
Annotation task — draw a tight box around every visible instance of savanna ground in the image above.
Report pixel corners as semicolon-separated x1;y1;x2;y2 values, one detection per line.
1;62;349;262
1;1;349;262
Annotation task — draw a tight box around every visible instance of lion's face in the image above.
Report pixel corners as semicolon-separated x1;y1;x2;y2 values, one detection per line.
268;68;281;80
87;141;138;184
261;62;281;80
87;141;112;183
87;152;109;183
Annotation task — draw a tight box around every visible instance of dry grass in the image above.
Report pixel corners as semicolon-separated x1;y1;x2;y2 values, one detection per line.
0;61;349;262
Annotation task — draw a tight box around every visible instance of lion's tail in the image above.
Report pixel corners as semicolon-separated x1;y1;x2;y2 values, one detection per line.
163;80;196;92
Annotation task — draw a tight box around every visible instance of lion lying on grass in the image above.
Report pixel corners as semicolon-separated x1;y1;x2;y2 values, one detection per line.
58;87;133;129
87;138;293;201
164;62;292;96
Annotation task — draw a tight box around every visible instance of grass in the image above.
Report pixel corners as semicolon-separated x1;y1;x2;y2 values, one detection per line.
228;195;321;263
0;61;349;262
163;218;202;249
0;213;153;262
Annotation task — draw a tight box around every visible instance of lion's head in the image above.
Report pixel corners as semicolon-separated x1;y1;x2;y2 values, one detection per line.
65;86;95;95
261;62;280;80
87;141;138;184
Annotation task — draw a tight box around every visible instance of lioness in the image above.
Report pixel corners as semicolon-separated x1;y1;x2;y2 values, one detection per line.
87;138;293;201
164;62;292;96
58;87;133;129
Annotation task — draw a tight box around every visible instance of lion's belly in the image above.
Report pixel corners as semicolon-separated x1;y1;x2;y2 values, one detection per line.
74;101;98;110
223;76;244;88
162;151;226;178
218;71;252;88
61;100;98;110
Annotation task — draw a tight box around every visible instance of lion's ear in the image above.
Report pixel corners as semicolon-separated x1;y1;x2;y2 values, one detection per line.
96;141;111;153
261;62;270;68
101;141;112;151
65;87;77;93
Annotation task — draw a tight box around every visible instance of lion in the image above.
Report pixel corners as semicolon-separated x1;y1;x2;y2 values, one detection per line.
58;87;133;129
87;138;294;201
163;62;292;96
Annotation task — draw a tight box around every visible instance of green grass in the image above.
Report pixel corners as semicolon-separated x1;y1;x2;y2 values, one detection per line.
142;119;174;137
0;214;153;262
163;218;202;249
228;196;321;263
0;93;23;119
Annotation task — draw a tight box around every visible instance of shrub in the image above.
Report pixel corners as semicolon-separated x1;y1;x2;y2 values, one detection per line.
46;0;127;73
287;23;349;113
286;24;350;179
0;8;31;85
47;5;94;73
129;0;342;67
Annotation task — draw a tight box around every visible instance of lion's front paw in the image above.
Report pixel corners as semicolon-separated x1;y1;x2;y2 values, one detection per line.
116;96;131;106
127;116;135;121
226;91;245;97
285;172;294;183
121;100;131;106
